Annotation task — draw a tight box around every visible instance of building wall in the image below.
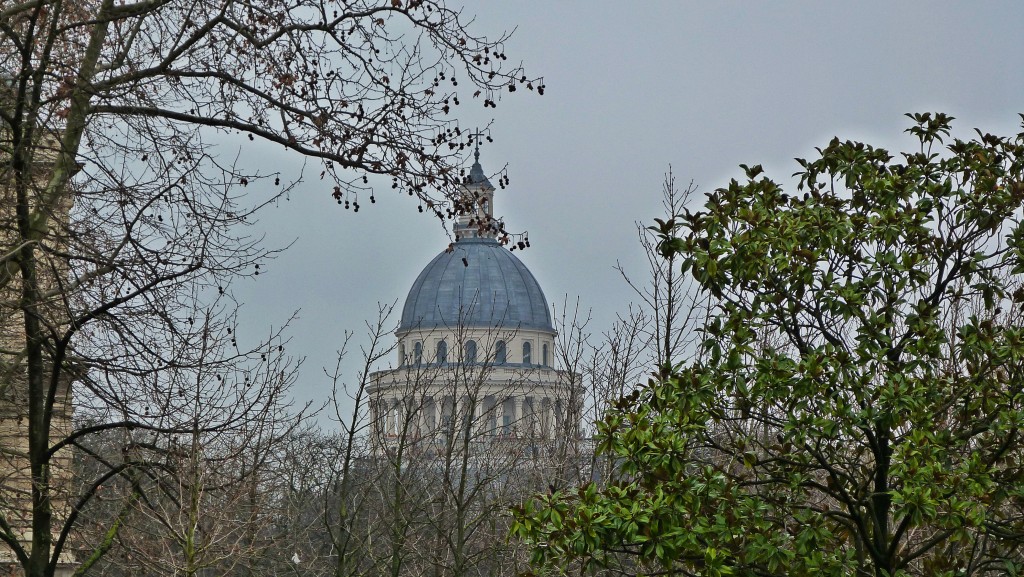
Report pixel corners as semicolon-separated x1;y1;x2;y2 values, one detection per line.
369;322;579;460
0;123;76;574
395;326;556;368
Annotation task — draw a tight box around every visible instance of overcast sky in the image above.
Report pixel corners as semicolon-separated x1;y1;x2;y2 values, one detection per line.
229;1;1024;423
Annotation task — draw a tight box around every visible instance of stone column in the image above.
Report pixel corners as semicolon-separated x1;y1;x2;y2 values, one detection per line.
541;397;552;439
385;397;396;436
554;399;564;436
509;396;519;436
521;397;533;438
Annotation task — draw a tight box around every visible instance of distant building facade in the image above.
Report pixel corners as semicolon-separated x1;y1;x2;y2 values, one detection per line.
0;98;76;577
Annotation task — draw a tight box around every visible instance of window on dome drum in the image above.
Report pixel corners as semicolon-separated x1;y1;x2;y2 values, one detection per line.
495;340;506;364
425;397;436;430
464;340;477;364
398;343;406;365
542;343;549;367
522;341;532;365
436;340;448;364
414;342;423;365
502;398;516;435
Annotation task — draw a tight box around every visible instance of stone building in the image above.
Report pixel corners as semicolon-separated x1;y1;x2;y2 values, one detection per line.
368;150;578;459
0;94;76;576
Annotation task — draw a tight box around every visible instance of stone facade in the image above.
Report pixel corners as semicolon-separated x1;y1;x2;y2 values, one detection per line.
0;118;76;575
369;326;576;454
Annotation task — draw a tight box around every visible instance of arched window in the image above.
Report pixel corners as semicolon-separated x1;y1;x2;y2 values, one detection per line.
522;341;532;365
495;340;506;364
436;340;448;364
414;342;422;366
398;343;406;366
542;343;549;367
464;340;477;364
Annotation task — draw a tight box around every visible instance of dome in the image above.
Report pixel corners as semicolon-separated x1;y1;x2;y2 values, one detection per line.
399;237;554;333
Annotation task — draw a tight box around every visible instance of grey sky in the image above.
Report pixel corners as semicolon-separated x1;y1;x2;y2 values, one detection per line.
230;1;1024;422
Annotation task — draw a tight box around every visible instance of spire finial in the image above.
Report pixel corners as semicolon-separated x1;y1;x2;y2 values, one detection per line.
465;130;492;189
455;129;496;240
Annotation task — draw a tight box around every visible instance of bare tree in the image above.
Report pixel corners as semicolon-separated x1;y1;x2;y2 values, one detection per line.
318;307;580;577
0;2;540;576
66;306;304;577
615;168;707;369
545;170;709;488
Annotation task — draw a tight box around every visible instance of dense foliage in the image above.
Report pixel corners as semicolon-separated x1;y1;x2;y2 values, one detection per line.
513;114;1024;577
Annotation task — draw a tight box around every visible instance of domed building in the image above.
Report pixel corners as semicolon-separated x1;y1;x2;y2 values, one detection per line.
368;151;577;455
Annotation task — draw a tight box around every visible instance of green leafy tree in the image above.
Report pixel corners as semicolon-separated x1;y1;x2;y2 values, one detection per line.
513;114;1024;577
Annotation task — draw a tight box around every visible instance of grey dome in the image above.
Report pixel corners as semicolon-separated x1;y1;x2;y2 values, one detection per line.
399;237;554;333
